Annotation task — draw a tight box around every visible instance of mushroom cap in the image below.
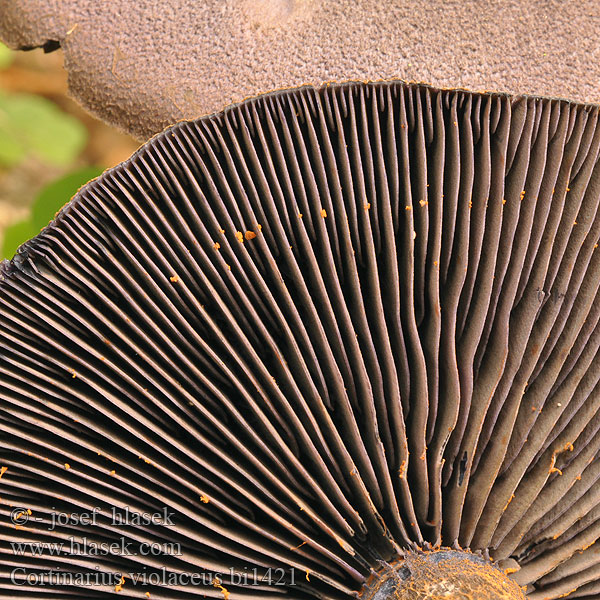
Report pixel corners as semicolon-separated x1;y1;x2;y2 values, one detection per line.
0;0;598;140
2;81;600;599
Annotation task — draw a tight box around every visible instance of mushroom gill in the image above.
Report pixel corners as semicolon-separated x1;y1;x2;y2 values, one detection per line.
1;81;600;599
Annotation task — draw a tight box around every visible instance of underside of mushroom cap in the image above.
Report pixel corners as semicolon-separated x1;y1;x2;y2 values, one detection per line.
2;81;600;599
1;1;599;139
360;549;526;600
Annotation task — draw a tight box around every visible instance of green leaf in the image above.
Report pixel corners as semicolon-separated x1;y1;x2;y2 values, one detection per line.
1;166;104;260
1;220;38;260
0;92;87;167
0;124;24;165
0;43;13;70
31;166;104;229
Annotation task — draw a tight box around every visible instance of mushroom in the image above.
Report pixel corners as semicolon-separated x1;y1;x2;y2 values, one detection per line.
1;1;598;140
1;81;600;599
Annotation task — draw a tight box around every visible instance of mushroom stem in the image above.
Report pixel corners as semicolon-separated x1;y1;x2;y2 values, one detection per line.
360;550;525;599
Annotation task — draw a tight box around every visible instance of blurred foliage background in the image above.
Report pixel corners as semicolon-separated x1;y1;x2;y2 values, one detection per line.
0;42;139;259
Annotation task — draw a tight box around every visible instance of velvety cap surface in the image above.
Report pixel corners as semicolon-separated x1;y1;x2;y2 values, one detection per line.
0;0;599;139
